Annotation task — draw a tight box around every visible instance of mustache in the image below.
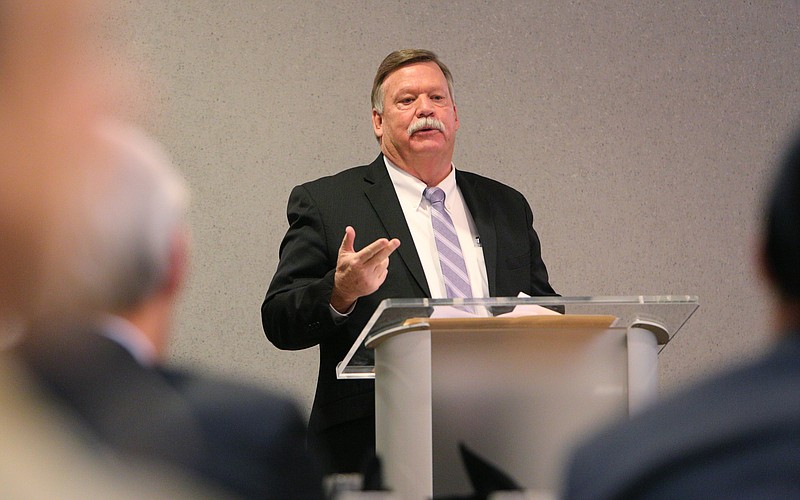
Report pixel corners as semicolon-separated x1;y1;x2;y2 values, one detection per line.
407;117;445;135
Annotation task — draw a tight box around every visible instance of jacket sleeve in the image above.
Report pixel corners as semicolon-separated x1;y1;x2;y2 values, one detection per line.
521;191;558;298
261;184;346;350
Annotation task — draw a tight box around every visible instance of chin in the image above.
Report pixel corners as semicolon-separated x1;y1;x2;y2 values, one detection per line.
413;139;450;152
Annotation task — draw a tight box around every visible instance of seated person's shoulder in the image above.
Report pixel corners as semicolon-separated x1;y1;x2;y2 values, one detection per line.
162;371;306;437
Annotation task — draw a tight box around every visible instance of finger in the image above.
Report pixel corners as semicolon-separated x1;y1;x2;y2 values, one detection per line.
339;226;356;254
364;238;400;264
355;236;392;261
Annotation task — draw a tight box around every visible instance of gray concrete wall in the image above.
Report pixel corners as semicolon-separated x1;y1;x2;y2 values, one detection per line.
105;1;799;414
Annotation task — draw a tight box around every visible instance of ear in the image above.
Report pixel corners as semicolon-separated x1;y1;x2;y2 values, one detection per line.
453;103;460;132
163;228;189;297
372;108;384;139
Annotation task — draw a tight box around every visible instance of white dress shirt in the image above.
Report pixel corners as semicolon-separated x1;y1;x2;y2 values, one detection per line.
384;158;489;299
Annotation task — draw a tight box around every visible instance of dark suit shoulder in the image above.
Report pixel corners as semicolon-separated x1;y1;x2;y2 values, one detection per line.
298;155;384;193
159;370;326;499
456;169;528;200
163;370;306;437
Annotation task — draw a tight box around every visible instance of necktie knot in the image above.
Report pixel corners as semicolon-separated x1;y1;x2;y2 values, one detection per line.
423;187;445;206
423;185;472;300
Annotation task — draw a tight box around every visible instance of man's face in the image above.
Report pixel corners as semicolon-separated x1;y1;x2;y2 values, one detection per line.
372;61;459;170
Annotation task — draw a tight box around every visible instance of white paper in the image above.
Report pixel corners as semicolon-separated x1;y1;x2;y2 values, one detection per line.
495;293;562;317
428;293;562;319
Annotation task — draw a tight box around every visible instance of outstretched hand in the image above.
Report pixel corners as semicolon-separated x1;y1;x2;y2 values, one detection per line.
330;226;400;313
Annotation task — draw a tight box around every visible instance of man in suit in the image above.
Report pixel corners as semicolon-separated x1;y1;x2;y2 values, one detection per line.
262;49;559;474
562;128;800;499
17;120;325;499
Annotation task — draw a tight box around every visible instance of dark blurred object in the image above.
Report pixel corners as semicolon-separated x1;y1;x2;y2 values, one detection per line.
460;443;522;495
436;442;523;500
361;452;385;491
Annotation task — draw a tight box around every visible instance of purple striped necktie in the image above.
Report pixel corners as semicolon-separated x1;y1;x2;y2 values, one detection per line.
423;187;472;300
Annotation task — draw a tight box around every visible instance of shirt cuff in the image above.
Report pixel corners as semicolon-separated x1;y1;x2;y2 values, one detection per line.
329;301;356;323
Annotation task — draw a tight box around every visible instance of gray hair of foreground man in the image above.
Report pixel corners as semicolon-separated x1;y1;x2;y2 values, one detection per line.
71;121;189;314
370;48;456;114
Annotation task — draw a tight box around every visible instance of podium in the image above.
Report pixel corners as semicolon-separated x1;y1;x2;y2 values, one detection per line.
337;296;698;498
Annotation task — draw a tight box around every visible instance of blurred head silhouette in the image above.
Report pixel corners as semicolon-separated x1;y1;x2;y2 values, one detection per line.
0;1;117;329
761;126;800;332
51;119;191;358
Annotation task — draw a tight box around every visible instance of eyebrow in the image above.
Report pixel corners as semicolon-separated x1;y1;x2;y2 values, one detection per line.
394;85;448;97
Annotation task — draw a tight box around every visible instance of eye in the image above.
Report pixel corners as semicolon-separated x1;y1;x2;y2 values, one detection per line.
399;97;415;105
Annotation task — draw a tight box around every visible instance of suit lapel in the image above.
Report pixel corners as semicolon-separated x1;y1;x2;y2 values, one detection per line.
363;155;430;296
457;171;497;296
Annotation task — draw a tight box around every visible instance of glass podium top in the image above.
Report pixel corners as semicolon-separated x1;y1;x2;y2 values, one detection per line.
336;295;699;379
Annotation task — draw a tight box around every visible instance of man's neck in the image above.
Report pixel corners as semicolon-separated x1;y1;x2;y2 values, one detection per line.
117;294;173;361
381;149;453;187
100;313;159;367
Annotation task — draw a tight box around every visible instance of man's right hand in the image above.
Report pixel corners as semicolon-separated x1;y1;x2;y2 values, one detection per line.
330;226;400;314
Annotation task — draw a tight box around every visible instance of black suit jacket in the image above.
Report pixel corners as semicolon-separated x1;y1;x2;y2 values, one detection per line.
17;327;324;500
262;154;558;436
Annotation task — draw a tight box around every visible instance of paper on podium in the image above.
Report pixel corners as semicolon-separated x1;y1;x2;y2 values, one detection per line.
428;303;560;319
421;293;617;330
429;292;561;319
495;304;562;318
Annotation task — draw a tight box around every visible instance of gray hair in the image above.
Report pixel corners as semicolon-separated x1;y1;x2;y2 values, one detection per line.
371;49;455;115
68;120;189;314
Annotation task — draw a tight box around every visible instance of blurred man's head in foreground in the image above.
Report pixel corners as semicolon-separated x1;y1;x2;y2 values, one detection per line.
0;1;117;325
763;128;800;304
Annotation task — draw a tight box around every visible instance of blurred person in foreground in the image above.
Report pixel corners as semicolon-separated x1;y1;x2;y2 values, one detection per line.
0;1;232;497
562;128;800;499
262;48;559;474
0;0;110;327
14;121;326;499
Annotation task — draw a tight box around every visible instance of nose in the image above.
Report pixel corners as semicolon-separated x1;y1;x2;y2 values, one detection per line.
416;95;434;117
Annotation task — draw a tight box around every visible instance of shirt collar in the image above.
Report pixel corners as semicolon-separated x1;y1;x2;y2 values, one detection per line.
97;314;158;367
383;156;458;210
